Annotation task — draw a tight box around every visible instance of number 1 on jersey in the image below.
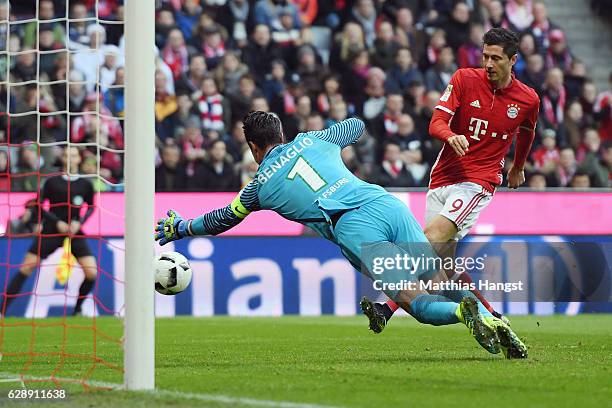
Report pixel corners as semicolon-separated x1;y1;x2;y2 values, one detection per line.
287;156;327;192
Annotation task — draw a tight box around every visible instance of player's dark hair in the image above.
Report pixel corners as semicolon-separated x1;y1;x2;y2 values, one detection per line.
483;28;519;58
243;111;283;149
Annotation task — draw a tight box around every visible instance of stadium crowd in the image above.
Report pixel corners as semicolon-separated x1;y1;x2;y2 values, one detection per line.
1;0;611;193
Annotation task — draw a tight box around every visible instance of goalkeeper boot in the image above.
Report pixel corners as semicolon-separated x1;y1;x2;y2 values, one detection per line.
489;318;528;359
360;297;387;334
459;297;500;354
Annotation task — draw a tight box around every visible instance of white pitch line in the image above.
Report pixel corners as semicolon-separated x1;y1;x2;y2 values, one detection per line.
0;373;342;408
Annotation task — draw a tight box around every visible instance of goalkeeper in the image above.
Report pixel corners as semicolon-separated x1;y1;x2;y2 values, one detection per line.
156;112;526;358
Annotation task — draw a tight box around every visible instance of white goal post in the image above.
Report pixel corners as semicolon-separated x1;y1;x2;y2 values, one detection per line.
124;0;155;391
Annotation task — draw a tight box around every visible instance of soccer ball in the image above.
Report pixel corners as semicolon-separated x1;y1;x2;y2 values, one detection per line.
153;251;193;295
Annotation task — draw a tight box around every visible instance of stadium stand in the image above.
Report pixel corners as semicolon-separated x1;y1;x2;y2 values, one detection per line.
1;0;611;192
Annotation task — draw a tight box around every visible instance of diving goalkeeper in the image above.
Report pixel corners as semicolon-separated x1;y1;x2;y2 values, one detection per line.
156;112;527;358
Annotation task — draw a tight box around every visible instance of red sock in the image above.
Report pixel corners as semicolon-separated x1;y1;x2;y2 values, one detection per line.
456;273;496;314
385;300;399;312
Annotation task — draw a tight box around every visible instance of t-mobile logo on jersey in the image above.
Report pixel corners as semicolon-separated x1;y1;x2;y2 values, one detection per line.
468;117;508;141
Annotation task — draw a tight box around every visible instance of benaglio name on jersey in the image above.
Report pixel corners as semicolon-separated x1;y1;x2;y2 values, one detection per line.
257;137;314;184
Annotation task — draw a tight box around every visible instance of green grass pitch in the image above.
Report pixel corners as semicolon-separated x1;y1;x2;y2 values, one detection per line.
0;314;611;407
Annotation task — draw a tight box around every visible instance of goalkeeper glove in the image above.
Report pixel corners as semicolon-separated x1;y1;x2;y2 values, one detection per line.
155;210;191;246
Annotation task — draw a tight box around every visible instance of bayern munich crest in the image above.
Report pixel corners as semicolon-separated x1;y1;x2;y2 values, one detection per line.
507;103;520;119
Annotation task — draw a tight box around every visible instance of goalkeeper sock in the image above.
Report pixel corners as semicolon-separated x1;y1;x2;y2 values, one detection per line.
2;271;29;311
409;294;460;326
74;277;95;315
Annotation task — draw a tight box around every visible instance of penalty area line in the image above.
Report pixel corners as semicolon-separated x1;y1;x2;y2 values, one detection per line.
0;372;343;408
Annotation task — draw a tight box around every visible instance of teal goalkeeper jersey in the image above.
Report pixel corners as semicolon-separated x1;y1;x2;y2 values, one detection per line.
255;124;387;239
188;118;388;240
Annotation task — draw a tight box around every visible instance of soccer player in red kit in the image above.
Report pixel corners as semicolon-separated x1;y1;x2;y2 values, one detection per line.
363;28;540;338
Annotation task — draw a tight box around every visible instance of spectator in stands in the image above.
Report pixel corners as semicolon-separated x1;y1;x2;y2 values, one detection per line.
305;112;325;131
440;1;471;52
564;100;589;149
554;147;577;187
369;141;415;187
271;7;301;62
12;50;37;83
421;28;447;72
514;32;537;77
425;46;456;93
600;142;612;186
156;141;188;192
575;128;610;187
39;24;65;76
176;54;208;99
224;120;248;162
540;68;566;139
370;21;401;71
251;95;270;112
162;28;189;81
228;73;263;125
594;72;612;142
341;145;365;179
362;67;387;120
368;92;404;141
198;24;227;70
190;140;239;191
530;1;557;52
386;47;423;92
545;29;572;72
72;24;108;90
155;70;179;141
342;48;371;115
326;100;349;128
104;67;125;117
175;0;202;43
69;2;93;48
394;7;418;50
483;0;510;32
254;0;301;32
100;45;121;91
329;22;365;73
314;75;342;117
505;0;534;32
242;24;281;85
218;0;253;49
198;75;227;133
296;45;327;99
564;59;588;101
238;150;259;187
391;113;429;185
11;144;42;192
262;59;288;104
24;0;64;49
531;129;560;176
213;51;249;95
580;81;599;124
457;23;484;69
348;0;377;48
570;171;591;188
527;171;547;189
172;94;199;137
518;53;545;95
155;8;177;49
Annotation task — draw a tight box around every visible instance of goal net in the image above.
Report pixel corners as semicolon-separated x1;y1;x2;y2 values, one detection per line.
0;0;127;391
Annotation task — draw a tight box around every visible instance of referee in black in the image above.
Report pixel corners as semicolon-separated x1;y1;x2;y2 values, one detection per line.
2;146;97;316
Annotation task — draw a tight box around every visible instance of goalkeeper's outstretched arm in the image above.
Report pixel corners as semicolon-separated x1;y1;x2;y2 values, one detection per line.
306;117;365;148
155;179;261;245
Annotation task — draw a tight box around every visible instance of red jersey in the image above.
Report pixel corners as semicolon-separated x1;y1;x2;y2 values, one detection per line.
430;68;540;192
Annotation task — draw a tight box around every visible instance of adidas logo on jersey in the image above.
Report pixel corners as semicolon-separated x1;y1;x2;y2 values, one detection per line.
470;100;481;108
